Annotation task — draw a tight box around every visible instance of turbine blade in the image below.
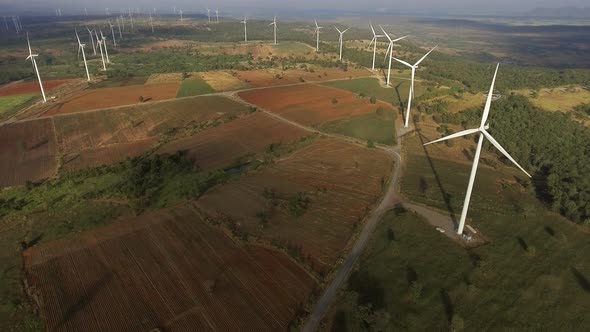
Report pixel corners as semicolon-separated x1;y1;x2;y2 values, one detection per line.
391;56;413;68
368;37;375;49
343;27;350;33
415;45;438;66
481;130;531;177
379;25;392;42
383;43;392;63
423;128;480;146
315;19;318;28
481;63;500;128
26;32;32;56
334;26;342;34
392;35;410;42
77;45;81;59
370;23;376;36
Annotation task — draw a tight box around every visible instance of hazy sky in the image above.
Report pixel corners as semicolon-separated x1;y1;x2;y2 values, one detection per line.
1;0;589;16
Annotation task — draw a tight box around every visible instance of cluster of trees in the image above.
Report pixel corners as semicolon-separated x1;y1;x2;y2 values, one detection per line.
434;94;590;224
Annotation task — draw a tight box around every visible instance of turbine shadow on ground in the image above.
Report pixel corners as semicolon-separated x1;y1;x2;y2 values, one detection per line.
414;122;458;229
571;267;590;293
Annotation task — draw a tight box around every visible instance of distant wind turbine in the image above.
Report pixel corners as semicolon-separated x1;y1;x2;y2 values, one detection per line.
269;16;278;45
149;13;154;32
334;26;350;61
100;29;110;63
314;19;323;52
216;9;219;23
241;16;248;42
424;64;531;235
86;26;97;55
25;33;46;102
380;25;409;87
179;9;183;21
75;29;91;81
368;22;384;71
207;8;211;22
117;17;122;38
391;45;437;127
95;30;107;70
109;21;116;46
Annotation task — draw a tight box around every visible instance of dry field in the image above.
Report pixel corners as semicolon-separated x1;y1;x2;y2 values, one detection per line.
24;206;316;331
514;85;590;112
199;71;249;91
158;112;308;171
239;84;395;127
0;80;69;97
0;118;58;187
234;68;370;88
145;73;183;85
196;138;393;273
41;83;181;116
53;95;248;155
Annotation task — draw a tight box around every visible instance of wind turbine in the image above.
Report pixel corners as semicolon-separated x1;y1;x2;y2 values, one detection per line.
380;25;409;87
424;64;531;235
314;19;323;52
215;9;219;23
25;33;46;102
149;13;154;32
207;8;211;22
95;30;107;70
75;29;91;81
109;20;116;46
269;16;278;45
368;22;384;71
100;29;110;63
334;26;350;61
241;16;248;42
391;45;437;127
86;27;97;55
179;9;183;21
117;17;122;38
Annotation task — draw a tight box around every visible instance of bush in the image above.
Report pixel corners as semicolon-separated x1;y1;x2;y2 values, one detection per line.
370;96;377;104
367;140;375;148
331;98;338;104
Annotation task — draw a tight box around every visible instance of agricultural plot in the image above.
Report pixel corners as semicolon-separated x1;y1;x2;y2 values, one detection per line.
0;94;35;115
42;82;181;116
0;118;58;187
514;85;590;112
322;110;397;145
196;138;393;273
158;112;308;171
0;79;69;97
200;71;250;91
239;84;395;128
234;67;370;88
322;76;425;106
53;95;249;155
24;206;316;332
176;77;215;98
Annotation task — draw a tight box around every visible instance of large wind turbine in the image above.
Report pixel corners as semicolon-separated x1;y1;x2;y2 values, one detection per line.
391;45;437;127
75;29;91;81
100;29;110;64
314;19;323;52
117;17;122;38
95;30;107;70
368;22;384;71
241;16;248;42
109;20;116;46
25;33;46;102
269;16;278;45
179;9;183;21
149;13;154;32
424;64;531;235
215;9;219;23
334;26;350;61
86;26;97;55
380;25;409;87
207;8;211;23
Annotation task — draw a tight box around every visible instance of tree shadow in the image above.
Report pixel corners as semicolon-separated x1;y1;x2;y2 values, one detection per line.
21;233;44;250
467;250;481;267
544;226;555;237
387;228;395;241
571;267;590;293
415;127;458;228
330;311;348;332
516;236;528;252
406;265;417;285
439;289;454;323
54;272;113;331
348;270;385;310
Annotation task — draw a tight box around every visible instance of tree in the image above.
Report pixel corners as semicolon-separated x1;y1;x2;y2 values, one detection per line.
370;96;377;104
331;97;338;104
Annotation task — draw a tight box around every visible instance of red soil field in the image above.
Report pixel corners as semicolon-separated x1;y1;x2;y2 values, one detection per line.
0;80;69;97
234;68;370;88
53;96;248;155
62;138;157;172
196;138;393;273
158;112;308;170
41;83;181;116
24;206;316;332
0;118;58;187
239;84;394;127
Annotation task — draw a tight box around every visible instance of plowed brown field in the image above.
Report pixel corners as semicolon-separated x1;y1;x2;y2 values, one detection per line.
24;206;316;331
0;118;58;187
0;80;69;97
158;112;308;170
42;83;181;116
234;68;370;88
196;138;393;273
239;84;394;127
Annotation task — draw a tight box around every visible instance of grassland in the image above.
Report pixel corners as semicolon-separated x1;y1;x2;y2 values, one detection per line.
322;77;423;106
0;94;34;114
272;41;314;54
514;85;590;112
321;110;397;145
176;77;215;97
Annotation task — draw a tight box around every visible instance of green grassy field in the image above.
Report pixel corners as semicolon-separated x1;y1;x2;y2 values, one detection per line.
176;77;215;98
90;76;149;89
272;41;313;54
0;94;35;114
322;77;423;106
321;110;397;145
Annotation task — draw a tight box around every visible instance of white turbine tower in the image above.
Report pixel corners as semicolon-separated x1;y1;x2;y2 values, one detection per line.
179;9;183;21
368;22;384;71
269;16;278;45
100;30;110;63
391;45;437;127
207;8;211;22
314;19;323;52
215;9;219;23
380;25;409;87
75;29;91;81
149;13;154;32
109;21;116;46
334;26;350;61
424;64;531;235
241;16;247;42
25;33;46;102
117;17;122;38
95;30;107;70
86;26;97;55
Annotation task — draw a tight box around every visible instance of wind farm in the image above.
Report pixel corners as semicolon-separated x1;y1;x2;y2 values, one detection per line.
1;5;590;332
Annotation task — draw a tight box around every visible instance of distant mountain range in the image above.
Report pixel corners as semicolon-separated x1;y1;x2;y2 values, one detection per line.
526;6;590;19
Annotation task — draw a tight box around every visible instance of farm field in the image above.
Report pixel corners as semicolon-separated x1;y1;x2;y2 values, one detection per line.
0;94;35;114
200;71;250;91
53;95;249;155
322;76;426;106
234;67;371;88
0;118;58;187
42;82;181;116
158;112;308;171
176;77;215;97
514;85;590;112
238;84;395;127
0;79;69;97
322;110;397;145
24;206;316;332
196;138;394;274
